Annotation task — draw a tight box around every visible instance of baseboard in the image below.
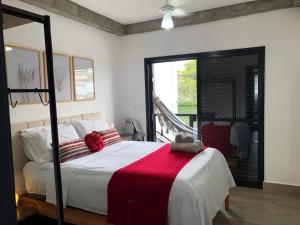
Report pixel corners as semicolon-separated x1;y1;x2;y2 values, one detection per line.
236;180;263;189
263;182;300;195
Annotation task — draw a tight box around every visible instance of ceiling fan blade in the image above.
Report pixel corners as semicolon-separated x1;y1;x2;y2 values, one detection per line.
168;0;188;7
172;8;192;17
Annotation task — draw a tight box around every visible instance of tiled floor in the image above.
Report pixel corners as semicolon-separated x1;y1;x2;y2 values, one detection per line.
214;186;300;225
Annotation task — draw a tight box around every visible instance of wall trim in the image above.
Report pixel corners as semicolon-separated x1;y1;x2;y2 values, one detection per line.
264;182;300;194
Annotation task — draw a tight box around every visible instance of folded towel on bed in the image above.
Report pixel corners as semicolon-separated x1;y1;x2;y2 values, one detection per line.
183;135;195;143
170;140;203;154
175;132;185;143
175;133;195;143
85;133;104;152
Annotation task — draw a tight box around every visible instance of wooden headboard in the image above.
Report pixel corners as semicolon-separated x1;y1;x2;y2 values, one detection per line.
11;112;102;194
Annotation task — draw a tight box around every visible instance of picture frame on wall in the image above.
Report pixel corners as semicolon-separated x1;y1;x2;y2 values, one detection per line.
44;52;72;102
72;56;95;101
5;45;42;104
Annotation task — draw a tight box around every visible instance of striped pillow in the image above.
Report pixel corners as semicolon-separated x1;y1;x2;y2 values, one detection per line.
59;139;92;163
94;129;122;147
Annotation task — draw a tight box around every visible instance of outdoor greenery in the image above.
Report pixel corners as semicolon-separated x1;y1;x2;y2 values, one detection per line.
178;60;197;113
177;60;197;126
178;60;197;76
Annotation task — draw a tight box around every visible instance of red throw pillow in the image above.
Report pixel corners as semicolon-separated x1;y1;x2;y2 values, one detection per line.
85;133;104;152
59;139;92;163
94;129;122;147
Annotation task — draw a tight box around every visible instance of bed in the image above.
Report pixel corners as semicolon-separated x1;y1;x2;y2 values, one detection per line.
24;141;235;225
13;113;235;225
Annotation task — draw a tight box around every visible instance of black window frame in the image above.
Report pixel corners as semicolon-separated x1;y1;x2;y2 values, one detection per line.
144;47;265;189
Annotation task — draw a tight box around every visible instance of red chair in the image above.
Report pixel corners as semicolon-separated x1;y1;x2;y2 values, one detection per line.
201;123;231;157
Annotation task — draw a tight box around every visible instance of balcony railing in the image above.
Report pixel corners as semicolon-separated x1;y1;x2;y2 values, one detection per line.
154;113;197;128
175;113;197;127
154;113;197;143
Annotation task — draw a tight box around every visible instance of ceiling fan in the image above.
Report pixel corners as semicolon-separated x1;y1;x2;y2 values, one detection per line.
160;0;189;29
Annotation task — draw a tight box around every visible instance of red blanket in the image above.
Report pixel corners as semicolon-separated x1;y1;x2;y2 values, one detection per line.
107;143;207;225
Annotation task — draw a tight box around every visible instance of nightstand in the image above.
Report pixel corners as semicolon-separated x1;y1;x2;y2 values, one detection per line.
121;134;146;141
17;205;37;225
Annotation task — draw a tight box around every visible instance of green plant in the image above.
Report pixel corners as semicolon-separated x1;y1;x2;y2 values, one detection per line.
178;60;197;114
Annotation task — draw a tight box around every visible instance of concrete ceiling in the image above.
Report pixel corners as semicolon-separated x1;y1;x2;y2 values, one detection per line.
70;0;254;24
3;14;32;30
19;0;300;35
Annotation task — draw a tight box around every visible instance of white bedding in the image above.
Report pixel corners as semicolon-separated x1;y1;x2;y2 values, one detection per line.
24;141;235;225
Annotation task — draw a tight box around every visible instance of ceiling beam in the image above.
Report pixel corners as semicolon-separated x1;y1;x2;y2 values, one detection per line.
19;0;125;36
18;0;300;36
125;0;298;35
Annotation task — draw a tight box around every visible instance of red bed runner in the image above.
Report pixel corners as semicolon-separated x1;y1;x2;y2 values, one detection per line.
107;143;207;225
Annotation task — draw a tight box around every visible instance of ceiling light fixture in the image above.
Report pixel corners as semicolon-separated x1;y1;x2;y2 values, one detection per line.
160;5;175;30
5;46;12;52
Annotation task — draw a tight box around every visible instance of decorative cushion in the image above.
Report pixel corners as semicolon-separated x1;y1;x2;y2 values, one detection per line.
94;129;122;147
84;133;104;152
59;139;92;163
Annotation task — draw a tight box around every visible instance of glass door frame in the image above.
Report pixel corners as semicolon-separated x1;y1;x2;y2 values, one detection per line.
144;47;265;189
144;53;199;142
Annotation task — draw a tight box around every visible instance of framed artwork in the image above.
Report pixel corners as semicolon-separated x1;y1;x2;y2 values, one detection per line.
44;53;72;102
5;45;42;104
72;56;95;101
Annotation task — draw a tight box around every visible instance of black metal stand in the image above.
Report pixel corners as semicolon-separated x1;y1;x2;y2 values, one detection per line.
44;15;65;225
0;3;17;225
0;3;64;225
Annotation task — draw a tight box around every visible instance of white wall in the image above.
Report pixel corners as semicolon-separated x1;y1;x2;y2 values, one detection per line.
116;8;300;186
3;0;121;125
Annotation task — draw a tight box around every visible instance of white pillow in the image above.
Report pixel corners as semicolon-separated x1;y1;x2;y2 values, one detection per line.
56;123;80;144
70;119;110;138
21;128;52;162
20;123;80;162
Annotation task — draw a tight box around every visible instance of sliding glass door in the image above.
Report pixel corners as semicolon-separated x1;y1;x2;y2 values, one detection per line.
197;48;264;188
145;47;264;188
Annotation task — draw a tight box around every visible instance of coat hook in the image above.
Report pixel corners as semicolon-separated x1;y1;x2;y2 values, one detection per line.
35;89;49;106
9;92;18;108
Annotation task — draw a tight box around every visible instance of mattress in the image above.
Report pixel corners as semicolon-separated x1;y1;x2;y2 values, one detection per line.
23;141;235;225
24;160;51;196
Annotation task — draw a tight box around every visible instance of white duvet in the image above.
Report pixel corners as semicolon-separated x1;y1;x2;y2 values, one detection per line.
24;141;235;225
